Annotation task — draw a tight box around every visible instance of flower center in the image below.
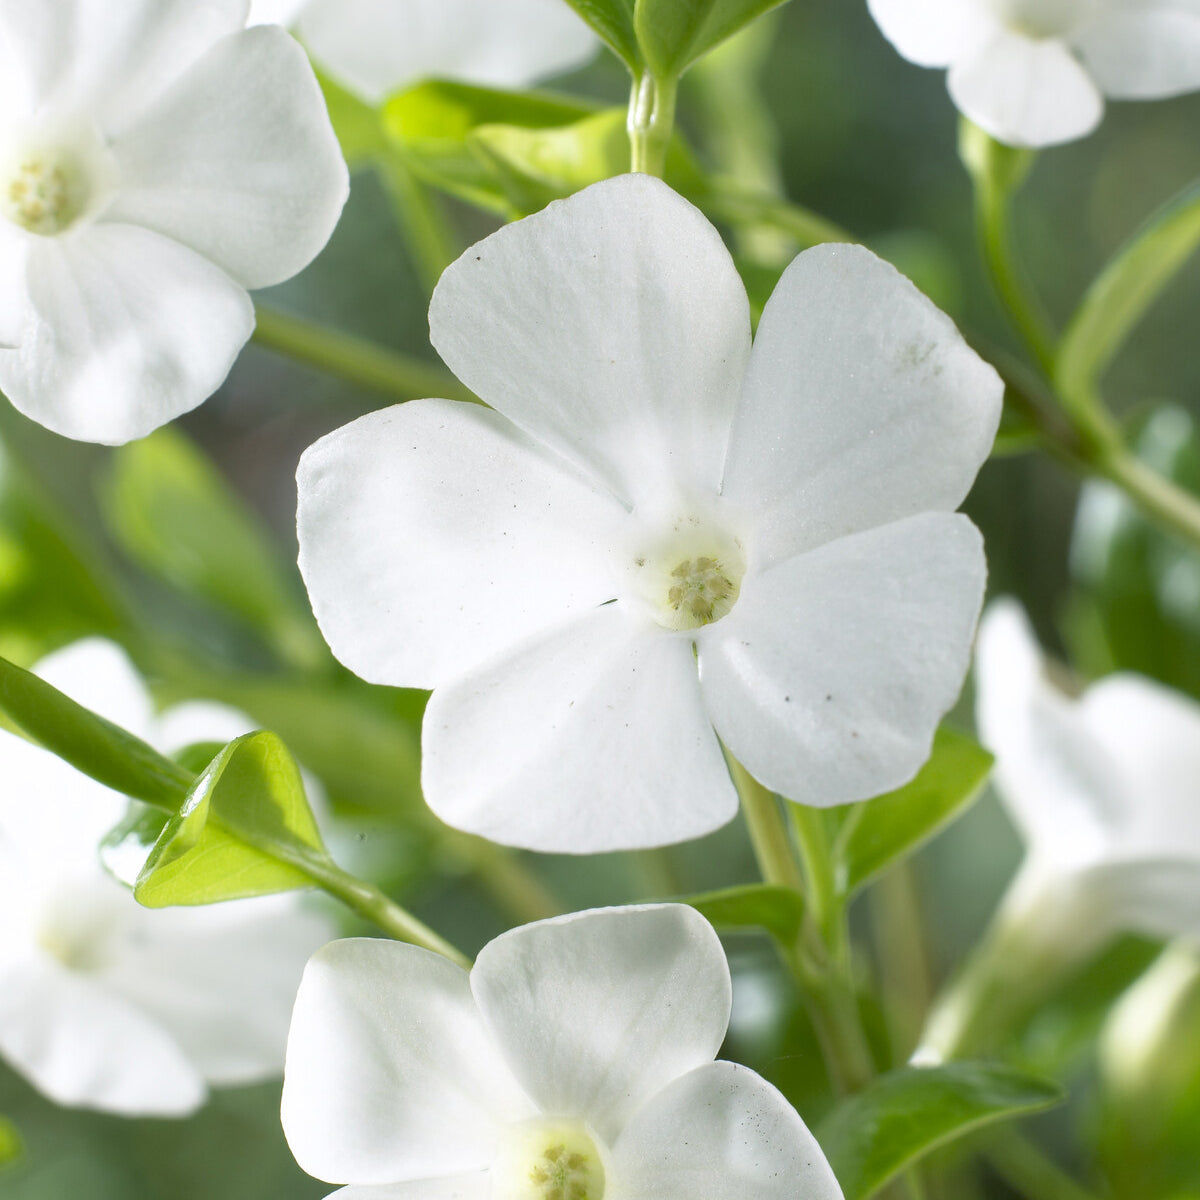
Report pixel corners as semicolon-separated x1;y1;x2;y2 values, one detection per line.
493;1120;606;1200
989;0;1095;38
628;514;746;632
0;121;117;237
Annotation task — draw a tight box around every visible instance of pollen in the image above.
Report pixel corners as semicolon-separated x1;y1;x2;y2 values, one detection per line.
1;154;84;235
493;1119;606;1200
667;555;739;628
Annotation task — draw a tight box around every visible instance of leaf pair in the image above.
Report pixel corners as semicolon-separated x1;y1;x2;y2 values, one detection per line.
562;0;789;80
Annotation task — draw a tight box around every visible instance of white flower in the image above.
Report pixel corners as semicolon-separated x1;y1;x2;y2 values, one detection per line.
249;0;598;104
297;174;1002;853
0;0;348;445
0;638;335;1116
974;599;1200;957
282;903;845;1200
867;0;1200;146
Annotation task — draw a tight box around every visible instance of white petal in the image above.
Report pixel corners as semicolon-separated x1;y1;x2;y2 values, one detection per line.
248;0;308;25
429;174;750;510
1078;674;1200;860
0;223;31;347
154;699;257;754
106;25;348;290
298;0;596;103
471;906;732;1143
611;1060;844;1200
282;938;530;1186
698;513;985;807
421;606;738;853
0;0;250;136
1075;8;1200;98
723;243;1002;567
33;638;156;739
948;29;1104;147
101;896;334;1087
297;399;626;691
974;600;1131;864
0;957;205;1115
0;224;253;445
1079;858;1200;942
866;0;996;67
330;1179;490;1200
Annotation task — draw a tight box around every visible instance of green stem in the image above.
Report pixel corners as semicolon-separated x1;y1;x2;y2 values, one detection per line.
983;1129;1105;1200
376;156;459;297
1090;442;1200;551
628;71;679;177
286;846;470;968
252;305;478;405
729;756;805;892
974;173;1057;378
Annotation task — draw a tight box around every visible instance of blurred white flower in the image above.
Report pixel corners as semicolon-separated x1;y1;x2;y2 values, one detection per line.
298;173;1001;853
0;639;334;1116
249;0;598;103
282;904;845;1200
975;599;1200;955
867;0;1200;146
0;0;348;444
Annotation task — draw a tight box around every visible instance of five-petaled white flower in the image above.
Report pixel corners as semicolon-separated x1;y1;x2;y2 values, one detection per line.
249;0;598;104
297;173;1002;853
868;0;1200;146
0;0;348;444
974;599;1200;957
282;903;845;1200
0;639;335;1116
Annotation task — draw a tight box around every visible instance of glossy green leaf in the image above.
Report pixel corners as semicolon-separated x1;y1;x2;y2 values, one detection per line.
383;81;599;214
103;429;314;661
135;731;327;907
0;1117;21;1168
0;653;191;809
818;1062;1063;1200
470;107;704;215
832;727;994;897
635;0;789;79
560;0;640;69
1058;178;1200;405
681;883;805;946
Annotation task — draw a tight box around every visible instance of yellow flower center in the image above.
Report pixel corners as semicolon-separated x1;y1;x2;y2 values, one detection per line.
1;152;86;235
493;1120;606;1200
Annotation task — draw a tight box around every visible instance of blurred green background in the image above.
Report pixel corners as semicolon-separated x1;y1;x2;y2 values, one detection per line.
3;0;1200;1195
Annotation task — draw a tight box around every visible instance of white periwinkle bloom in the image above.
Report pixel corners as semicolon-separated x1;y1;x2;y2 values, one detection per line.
249;0;598;104
0;639;335;1116
975;599;1200;958
297;174;1002;853
868;0;1200;146
282;904;845;1200
0;0;349;444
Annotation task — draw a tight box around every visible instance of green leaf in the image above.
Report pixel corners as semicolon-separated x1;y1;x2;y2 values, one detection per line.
832;727;994;898
1067;406;1200;699
0;1117;21;1168
470;107;705;216
0;439;125;661
1058;178;1200;405
681;883;805;946
818;1062;1063;1200
635;0;789;79
102;429;314;661
0;653;191;809
383;81;599;214
317;69;389;165
135;731;327;907
560;0;640;70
